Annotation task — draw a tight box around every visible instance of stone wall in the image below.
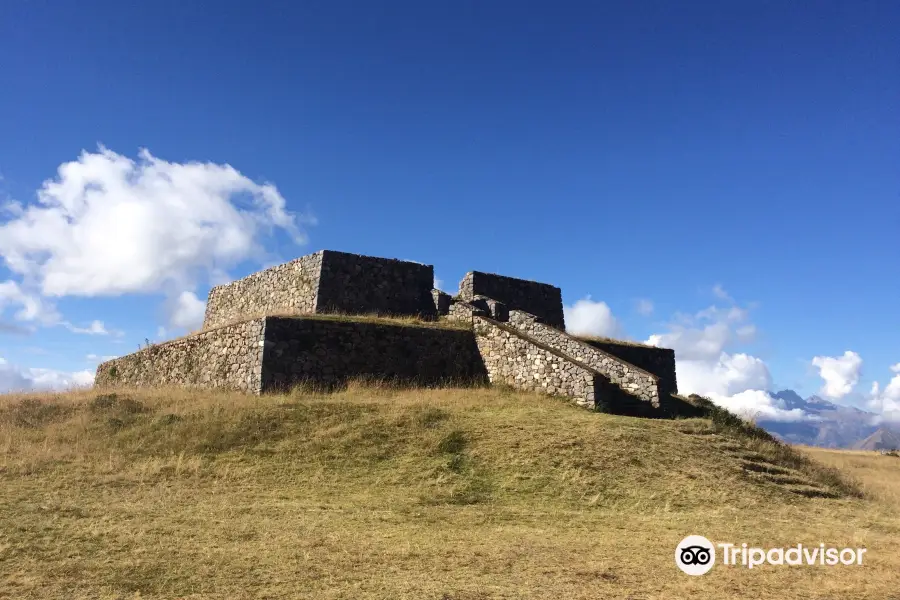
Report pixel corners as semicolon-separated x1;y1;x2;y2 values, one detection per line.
458;271;566;330
473;316;599;409
432;289;452;315
96;316;487;394
203;253;323;329
95;319;266;393
261;317;486;390
204;250;437;329
580;339;678;397
315;251;436;318
447;299;487;323
507;310;661;408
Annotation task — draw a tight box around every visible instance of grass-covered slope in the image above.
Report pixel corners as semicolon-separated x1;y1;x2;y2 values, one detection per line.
1;385;897;599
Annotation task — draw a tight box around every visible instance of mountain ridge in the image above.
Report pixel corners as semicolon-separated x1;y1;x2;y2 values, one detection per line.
756;389;889;449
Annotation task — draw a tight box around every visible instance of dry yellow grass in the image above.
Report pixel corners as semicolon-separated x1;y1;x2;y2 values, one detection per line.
0;385;897;599
136;312;472;351
198;310;472;334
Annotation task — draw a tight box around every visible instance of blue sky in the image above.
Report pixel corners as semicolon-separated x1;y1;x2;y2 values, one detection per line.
0;2;897;418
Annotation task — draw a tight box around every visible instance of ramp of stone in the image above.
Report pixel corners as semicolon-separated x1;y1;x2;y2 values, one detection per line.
473;316;661;416
505;310;664;413
578;337;678;398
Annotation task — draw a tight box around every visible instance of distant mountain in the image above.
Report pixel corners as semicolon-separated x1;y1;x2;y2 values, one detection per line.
853;428;900;451
756;390;883;449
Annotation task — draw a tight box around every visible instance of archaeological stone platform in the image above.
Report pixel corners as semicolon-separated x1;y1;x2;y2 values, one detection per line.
96;249;681;418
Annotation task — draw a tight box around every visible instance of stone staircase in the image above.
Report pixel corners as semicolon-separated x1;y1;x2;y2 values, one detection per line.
441;292;671;416
677;422;841;498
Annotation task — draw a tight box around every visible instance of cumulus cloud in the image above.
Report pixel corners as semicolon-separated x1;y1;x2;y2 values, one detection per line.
0;280;118;335
646;296;807;422
673;352;772;398
165;291;207;331
564;297;621;337
868;363;900;422
0;146;312;296
0;357;94;393
0;280;60;326
0;146;313;335
811;351;863;399
646;304;749;361
635;299;654;316
713;390;810;422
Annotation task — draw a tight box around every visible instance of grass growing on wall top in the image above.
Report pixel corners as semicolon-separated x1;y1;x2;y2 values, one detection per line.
0;383;893;598
575;334;662;348
195;310;472;334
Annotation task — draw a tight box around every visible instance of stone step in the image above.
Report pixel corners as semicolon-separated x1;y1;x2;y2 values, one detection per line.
739;461;794;476
783;485;839;499
727;451;769;463
744;470;818;488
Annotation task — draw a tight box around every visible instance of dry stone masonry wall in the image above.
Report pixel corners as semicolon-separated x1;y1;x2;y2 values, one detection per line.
261;317;486;390
96;248;681;418
580;339;678;398
507;310;661;407
96;317;486;394
95;319;266;393
204;253;323;329
458;271;565;330
315;251;436;318
473;317;599;409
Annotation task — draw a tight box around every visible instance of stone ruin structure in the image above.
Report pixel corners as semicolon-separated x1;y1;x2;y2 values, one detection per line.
95;250;683;417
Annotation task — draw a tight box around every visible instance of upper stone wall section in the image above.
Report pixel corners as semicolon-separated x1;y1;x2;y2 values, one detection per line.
204;253;323;329
203;250;436;329
458;271;565;330
315;250;436;318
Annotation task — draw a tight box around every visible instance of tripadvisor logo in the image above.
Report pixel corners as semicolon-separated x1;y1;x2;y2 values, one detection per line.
676;535;716;575
675;535;867;576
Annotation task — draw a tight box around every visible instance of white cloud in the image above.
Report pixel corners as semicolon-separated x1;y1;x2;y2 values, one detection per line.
712;284;732;302
165;291;206;331
646;303;753;361
713;390;810;423
673;352;772;398
64;319;111;335
0;146;312;337
646;294;808;423
0;357;94;393
564;296;621;337
635;298;654;316
811;351;863;399
434;276;444;290
735;324;757;342
86;354;118;362
0;146;312;297
0;281;120;336
0;280;59;326
868;363;900;422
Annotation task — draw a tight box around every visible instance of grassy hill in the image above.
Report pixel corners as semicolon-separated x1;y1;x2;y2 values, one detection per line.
1;384;898;599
